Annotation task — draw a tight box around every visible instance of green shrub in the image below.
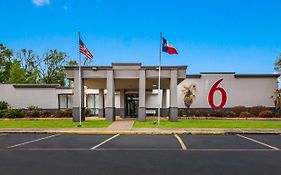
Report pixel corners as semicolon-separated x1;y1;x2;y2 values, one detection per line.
53;110;69;118
85;108;91;117
178;109;184;117
21;110;40;118
258;111;274;118
210;109;225;117
194;110;208;117
64;108;72;117
225;111;236;118
0;110;6;118
239;111;252;118
232;106;247;117
0;109;23;118
38;110;52;117
249;106;267;117
0;101;9;110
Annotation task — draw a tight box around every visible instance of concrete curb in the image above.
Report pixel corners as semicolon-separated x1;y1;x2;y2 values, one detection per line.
1;129;281;135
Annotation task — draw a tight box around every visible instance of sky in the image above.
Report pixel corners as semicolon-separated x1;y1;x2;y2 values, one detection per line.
1;0;281;74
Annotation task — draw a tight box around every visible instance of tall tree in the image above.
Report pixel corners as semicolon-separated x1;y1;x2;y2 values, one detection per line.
16;49;40;83
274;53;281;72
39;49;68;86
65;60;78;86
7;60;26;84
0;44;13;83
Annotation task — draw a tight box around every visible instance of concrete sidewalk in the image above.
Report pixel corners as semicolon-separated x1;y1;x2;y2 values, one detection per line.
0;128;281;135
106;120;134;131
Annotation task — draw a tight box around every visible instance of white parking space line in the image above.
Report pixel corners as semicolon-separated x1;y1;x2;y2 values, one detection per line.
90;134;120;150
8;134;61;149
237;134;279;150
174;134;187;150
0;134;7;137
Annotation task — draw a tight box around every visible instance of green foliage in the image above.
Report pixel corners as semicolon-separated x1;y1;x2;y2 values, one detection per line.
39;49;68;86
194;110;208;117
0;44;13;83
67;60;78;66
85;108;91;117
0;109;23;118
0;101;9;110
7;60;26;84
64;108;72;117
274;53;281;72
16;49;40;84
225;111;236;118
210;109;225;117
239;111;252;118
0;44;71;86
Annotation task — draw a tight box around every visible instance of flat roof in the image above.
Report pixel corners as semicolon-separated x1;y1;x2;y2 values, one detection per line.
186;73;280;78
65;62;188;70
13;84;60;88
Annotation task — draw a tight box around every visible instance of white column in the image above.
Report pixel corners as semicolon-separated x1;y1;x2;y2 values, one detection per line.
138;69;146;121
169;69;178;121
105;70;115;121
72;70;85;122
98;89;104;118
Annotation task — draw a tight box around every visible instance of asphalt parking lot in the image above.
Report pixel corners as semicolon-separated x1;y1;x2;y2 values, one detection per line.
0;133;281;175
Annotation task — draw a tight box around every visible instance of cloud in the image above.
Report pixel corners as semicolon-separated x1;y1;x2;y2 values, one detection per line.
32;0;50;6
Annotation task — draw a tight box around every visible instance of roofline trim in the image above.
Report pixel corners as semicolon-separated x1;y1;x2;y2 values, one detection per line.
13;84;60;88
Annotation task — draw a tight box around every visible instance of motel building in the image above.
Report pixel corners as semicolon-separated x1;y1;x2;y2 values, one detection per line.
0;63;279;122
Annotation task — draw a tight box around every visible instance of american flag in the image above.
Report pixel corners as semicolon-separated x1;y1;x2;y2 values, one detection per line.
79;37;93;59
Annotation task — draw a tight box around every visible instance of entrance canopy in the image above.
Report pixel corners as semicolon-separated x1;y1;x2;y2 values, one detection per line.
64;63;187;122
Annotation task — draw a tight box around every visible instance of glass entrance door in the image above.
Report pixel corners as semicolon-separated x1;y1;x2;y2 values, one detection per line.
125;94;139;118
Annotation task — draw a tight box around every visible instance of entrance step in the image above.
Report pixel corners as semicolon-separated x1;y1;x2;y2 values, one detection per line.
107;120;134;131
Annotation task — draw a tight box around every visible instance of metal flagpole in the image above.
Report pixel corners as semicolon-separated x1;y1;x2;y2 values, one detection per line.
158;33;162;126
78;31;82;127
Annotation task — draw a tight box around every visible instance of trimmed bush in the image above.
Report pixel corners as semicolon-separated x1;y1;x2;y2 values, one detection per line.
249;106;267;117
225;111;236;118
85;108;91;117
232;106;247;117
258;111;274;118
53;110;70;118
178;109;185;117
38;110;52;117
239;111;252;118
210;109;225;117
0;109;23;118
64;108;72;117
21;110;40;118
194;110;208;117
0;101;9;110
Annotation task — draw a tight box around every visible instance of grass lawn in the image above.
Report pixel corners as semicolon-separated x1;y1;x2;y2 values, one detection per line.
0;119;111;128
134;119;281;129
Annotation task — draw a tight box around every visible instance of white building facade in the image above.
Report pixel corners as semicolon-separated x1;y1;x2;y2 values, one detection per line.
0;63;279;121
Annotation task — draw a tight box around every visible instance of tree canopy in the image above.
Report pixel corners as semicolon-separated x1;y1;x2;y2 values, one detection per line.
0;43;80;86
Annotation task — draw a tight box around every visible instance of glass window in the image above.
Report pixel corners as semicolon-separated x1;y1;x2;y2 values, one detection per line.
59;95;73;109
59;95;68;109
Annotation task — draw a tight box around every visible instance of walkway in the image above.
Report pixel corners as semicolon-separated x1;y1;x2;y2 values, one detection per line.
106;120;135;131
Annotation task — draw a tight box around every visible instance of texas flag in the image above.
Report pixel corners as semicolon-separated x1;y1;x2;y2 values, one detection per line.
162;37;178;55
